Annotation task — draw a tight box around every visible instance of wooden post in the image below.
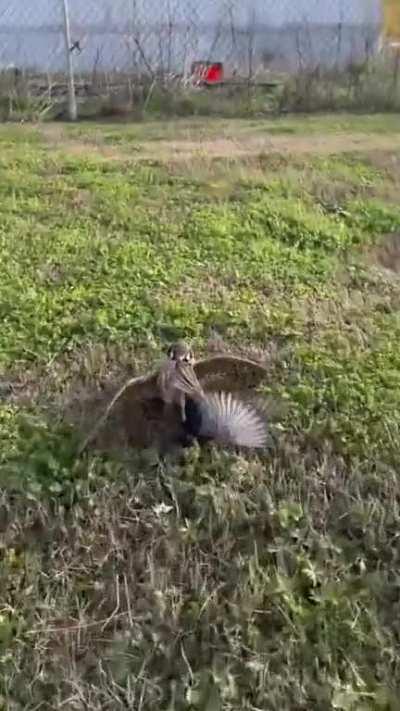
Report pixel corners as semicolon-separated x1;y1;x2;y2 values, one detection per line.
61;0;77;120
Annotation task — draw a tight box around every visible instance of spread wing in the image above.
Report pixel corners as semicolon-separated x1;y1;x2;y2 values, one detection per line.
121;394;186;451
77;370;160;455
193;355;267;393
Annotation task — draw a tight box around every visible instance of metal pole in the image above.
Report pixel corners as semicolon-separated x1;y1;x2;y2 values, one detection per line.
61;0;77;120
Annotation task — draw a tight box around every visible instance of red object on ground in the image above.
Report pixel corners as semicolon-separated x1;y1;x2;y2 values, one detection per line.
191;61;224;83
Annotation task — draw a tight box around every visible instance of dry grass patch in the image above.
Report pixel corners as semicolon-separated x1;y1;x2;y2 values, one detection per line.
365;232;400;273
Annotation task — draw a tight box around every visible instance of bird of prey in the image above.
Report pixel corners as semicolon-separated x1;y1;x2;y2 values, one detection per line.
78;340;268;455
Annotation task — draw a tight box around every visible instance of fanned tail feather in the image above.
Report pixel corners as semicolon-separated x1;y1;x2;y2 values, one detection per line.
196;391;268;449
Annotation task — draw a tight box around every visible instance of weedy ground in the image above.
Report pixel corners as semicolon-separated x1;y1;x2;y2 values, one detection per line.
1;114;400;710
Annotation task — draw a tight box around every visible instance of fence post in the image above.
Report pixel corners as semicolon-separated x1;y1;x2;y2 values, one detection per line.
61;0;77;120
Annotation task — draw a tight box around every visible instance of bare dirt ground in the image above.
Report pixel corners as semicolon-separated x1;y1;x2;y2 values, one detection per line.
138;133;400;160
37;123;400;162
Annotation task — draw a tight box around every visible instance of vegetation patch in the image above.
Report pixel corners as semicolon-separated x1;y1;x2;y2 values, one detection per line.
1;117;400;710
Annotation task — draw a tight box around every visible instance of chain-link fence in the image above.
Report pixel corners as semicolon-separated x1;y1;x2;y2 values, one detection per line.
0;0;384;118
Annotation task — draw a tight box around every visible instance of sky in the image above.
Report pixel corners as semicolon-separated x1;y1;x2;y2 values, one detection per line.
230;0;382;26
0;0;383;29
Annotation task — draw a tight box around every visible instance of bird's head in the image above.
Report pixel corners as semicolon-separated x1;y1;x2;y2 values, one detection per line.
167;340;194;365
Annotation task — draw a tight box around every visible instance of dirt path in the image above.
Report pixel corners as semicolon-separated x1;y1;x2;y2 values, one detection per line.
37;123;400;162
139;133;400;161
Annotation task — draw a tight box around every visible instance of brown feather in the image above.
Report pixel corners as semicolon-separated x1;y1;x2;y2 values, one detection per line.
121;396;185;451
193;355;267;392
77;370;159;455
172;361;204;398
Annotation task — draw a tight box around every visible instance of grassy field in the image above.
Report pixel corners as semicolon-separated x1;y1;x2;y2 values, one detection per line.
1;114;400;710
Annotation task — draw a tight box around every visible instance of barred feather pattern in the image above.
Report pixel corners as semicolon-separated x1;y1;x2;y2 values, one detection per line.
172;361;204;397
196;391;268;449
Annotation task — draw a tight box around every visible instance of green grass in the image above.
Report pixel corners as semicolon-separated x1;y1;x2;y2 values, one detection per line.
1;118;400;710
